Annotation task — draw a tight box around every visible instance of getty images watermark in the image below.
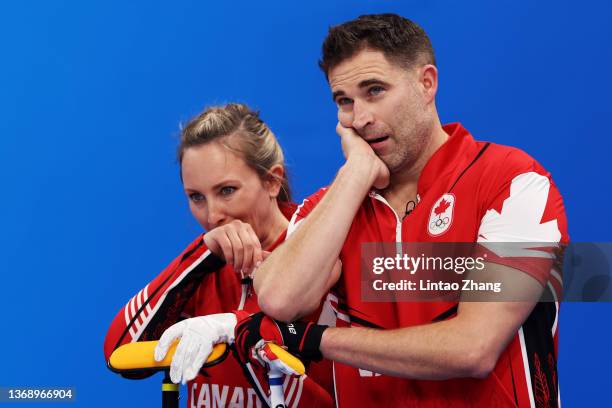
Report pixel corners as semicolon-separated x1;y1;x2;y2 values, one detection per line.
361;242;612;302
371;251;496;292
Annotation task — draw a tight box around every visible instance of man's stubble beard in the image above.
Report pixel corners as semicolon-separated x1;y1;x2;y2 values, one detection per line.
381;114;431;176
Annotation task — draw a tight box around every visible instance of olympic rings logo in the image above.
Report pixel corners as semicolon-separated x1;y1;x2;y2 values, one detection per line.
430;216;450;230
428;193;455;237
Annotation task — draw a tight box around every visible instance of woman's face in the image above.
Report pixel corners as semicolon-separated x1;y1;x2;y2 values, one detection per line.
181;141;277;237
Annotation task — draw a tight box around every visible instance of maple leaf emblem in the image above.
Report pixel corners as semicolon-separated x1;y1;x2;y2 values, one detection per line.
477;172;562;245
434;198;451;216
533;353;550;408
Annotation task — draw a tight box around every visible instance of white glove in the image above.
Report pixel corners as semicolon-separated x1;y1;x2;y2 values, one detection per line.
154;313;237;384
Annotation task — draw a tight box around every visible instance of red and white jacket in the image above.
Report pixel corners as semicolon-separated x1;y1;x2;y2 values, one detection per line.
104;204;333;408
290;123;568;408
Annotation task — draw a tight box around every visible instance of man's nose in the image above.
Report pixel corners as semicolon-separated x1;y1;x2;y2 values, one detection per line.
351;100;374;130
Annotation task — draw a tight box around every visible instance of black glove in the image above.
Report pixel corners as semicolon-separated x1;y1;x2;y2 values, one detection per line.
233;311;327;365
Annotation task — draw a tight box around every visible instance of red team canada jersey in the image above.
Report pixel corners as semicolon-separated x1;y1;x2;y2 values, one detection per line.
104;204;333;408
289;123;568;408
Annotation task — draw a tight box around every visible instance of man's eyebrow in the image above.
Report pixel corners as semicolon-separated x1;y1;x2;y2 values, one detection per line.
332;78;389;102
332;90;345;102
358;78;388;88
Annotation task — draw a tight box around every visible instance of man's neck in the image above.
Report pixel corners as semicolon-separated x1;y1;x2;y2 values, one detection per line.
382;123;449;217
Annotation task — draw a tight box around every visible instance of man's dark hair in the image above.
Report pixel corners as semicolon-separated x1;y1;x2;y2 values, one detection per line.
319;13;435;77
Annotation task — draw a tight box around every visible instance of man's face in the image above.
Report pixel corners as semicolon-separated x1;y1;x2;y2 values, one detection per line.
328;49;434;174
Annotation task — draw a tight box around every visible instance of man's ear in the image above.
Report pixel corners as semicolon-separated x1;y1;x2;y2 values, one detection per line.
420;64;438;105
264;164;284;198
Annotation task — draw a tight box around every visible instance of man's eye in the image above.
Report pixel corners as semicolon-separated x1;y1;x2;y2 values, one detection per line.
220;186;236;196
337;97;353;107
368;86;385;96
189;193;205;202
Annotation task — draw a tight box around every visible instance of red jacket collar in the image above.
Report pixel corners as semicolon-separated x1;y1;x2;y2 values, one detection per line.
417;122;476;195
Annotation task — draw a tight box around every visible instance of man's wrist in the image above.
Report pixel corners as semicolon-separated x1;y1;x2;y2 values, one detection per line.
341;155;380;191
318;326;335;358
301;322;328;361
276;320;328;361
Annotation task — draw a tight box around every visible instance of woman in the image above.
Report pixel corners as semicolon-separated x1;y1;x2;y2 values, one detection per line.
104;103;332;407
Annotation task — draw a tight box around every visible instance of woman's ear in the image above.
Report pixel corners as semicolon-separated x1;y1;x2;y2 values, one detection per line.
264;164;284;198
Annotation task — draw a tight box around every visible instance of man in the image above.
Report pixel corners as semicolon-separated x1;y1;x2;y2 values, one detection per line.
253;13;568;407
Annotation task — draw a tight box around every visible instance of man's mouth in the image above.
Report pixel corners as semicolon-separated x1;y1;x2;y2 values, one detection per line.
366;135;390;145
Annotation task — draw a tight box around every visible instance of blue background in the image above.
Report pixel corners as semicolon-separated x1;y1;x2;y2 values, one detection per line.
1;0;610;406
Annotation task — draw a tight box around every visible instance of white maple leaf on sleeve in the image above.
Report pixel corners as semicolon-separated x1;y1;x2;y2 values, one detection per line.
477;172;561;258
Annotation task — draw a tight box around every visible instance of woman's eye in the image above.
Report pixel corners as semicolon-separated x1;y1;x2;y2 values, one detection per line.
369;86;385;96
189;193;205;202
220;186;236;196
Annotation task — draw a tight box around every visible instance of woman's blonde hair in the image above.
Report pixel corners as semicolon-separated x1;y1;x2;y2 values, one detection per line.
178;103;291;203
